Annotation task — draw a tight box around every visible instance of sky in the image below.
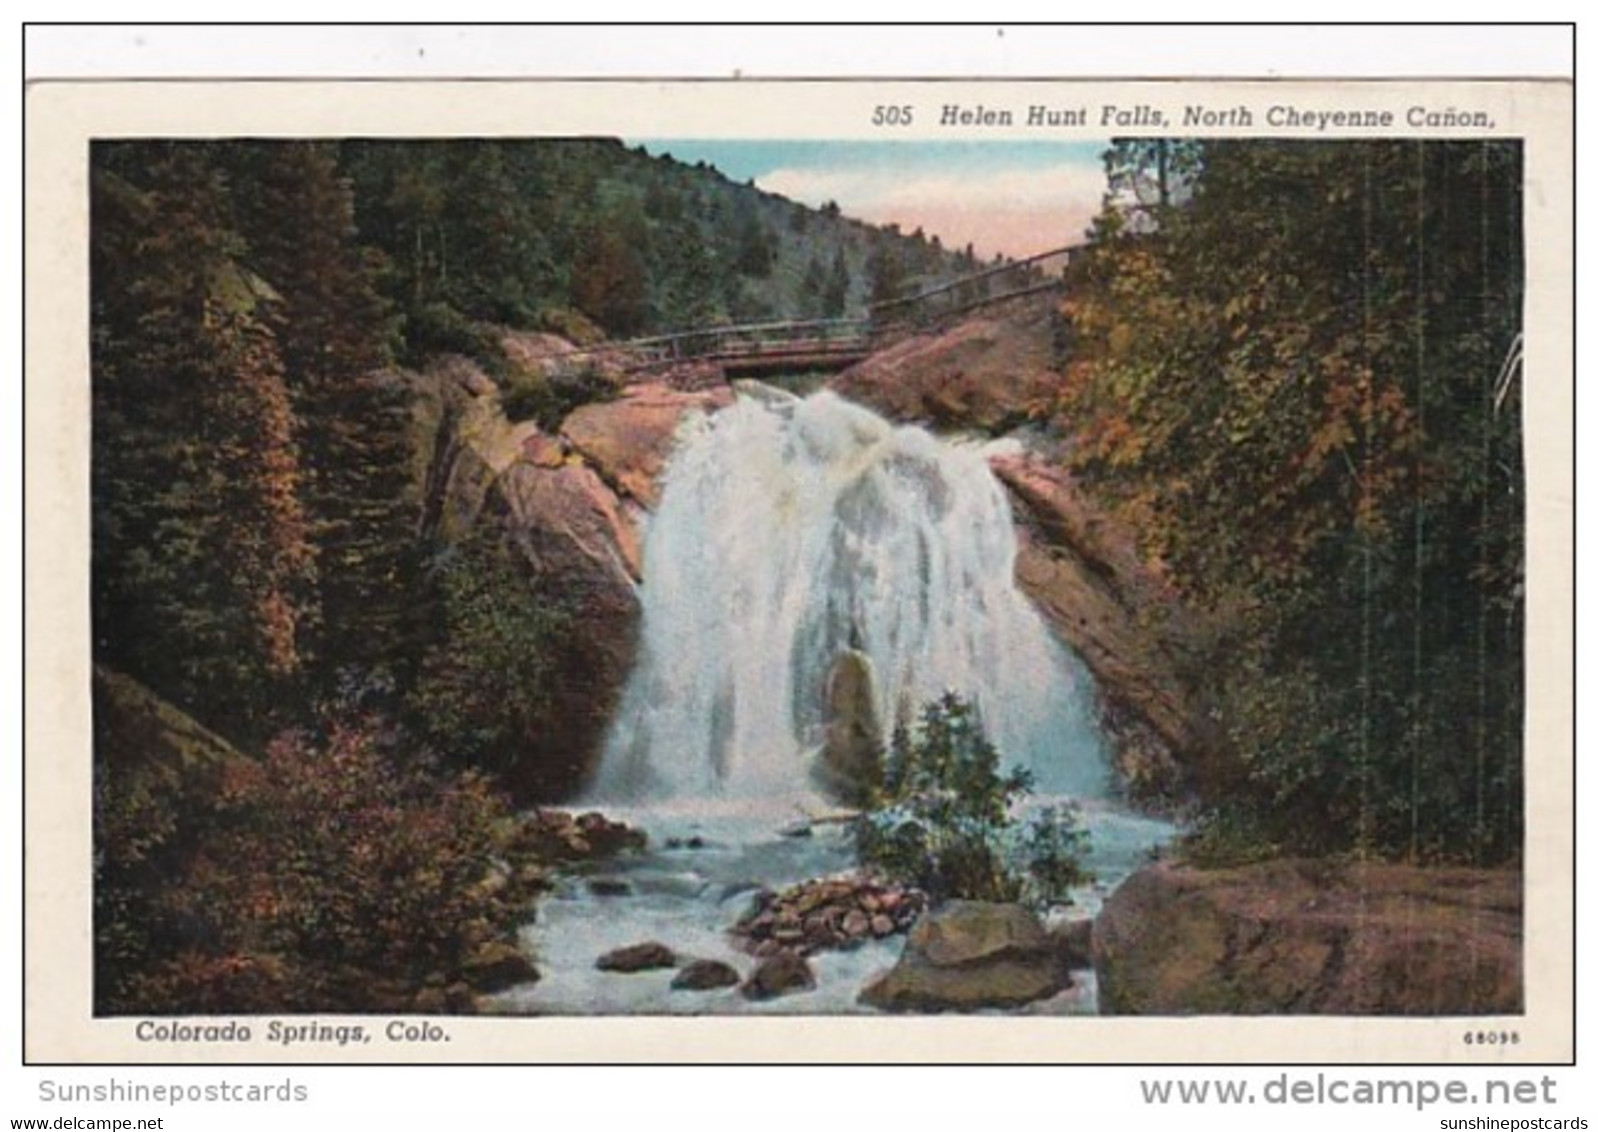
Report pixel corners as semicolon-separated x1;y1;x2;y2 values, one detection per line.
633;139;1111;261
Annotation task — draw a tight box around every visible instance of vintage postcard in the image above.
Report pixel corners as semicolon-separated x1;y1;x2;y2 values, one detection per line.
24;75;1572;1064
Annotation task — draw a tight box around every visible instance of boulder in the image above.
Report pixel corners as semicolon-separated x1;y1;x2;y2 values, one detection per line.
500;329;582;369
411;982;482;1015
830;298;1063;434
1049;917;1095;972
671;959;742;992
514;809;645;863
741;952;817;1000
1093;860;1523;1015
461;940;539;993
859;901;1066;1012
561;381;734;508
444;982;480;1015
595;942;678;973
812;650;884;805
410;986;449;1014
92;665;245;785
575;811;650;856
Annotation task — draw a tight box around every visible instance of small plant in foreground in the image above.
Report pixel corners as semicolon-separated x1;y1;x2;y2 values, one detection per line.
853;691;1092;907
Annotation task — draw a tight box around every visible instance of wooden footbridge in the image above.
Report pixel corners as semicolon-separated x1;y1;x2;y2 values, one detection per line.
556;242;1082;380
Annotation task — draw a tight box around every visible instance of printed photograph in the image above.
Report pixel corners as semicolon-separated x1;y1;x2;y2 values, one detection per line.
88;131;1525;1022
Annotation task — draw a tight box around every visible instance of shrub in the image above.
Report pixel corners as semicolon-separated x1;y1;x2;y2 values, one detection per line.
499;357;620;431
400;300;508;376
411;536;568;775
853;692;1092;906
535;306;607;347
95;713;530;1014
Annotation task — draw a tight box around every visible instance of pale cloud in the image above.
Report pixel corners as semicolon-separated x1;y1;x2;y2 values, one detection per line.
758;161;1106;259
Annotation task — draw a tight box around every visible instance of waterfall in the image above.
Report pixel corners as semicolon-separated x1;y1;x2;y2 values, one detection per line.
590;386;1108;804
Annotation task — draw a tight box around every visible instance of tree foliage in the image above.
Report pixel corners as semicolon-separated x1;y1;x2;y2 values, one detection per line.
1063;140;1524;864
92;148;316;741
855;693;1092;906
411;535;569;777
337;138;967;347
225;142;421;690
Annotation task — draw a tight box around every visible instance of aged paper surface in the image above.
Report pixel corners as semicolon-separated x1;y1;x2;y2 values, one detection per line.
25;76;1572;1064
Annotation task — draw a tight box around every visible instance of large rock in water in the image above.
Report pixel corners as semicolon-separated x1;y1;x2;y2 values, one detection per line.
671;959;742;992
812;650;883;804
460;940;539;993
987;451;1226;804
741;952;817;1000
596;942;678;973
1094;860;1523;1015
859;901;1066;1012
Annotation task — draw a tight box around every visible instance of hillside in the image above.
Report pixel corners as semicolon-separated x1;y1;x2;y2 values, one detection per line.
333;137;976;346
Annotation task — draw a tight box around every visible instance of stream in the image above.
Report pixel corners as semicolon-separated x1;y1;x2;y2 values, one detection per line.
487;797;1173;1015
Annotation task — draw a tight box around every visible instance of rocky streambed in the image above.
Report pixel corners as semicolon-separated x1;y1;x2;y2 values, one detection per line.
484;796;1175;1016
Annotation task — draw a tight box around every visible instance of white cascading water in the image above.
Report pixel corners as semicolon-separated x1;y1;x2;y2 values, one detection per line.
590;386;1109;805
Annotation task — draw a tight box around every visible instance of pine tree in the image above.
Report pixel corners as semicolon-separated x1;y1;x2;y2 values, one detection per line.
799;254;827;318
866;237;906;305
92;147;315;740
226;142;420;692
824;248;852;317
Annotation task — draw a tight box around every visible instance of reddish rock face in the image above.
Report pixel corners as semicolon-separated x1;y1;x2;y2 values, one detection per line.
1093;860;1523;1015
498;458;643;583
830;298;1063;434
988;450;1225;805
483;459;642;799
561;382;734;509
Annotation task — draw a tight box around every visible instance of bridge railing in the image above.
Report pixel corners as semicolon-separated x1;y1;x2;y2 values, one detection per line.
555;317;871;369
537;243;1082;376
869;243;1082;329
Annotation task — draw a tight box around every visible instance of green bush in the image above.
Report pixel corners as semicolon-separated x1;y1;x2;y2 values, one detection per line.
411;536;568;774
853;692;1092;906
400;301;508;375
499;357;620;430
